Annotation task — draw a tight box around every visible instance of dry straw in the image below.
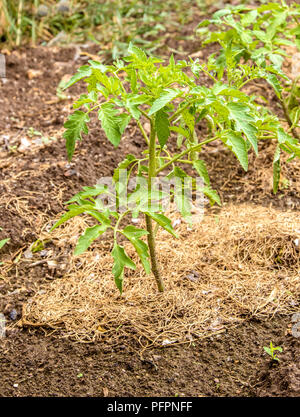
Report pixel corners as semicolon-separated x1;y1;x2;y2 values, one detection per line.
21;204;300;349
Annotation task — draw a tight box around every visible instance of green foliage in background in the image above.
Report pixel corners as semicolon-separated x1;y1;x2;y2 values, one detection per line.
197;0;300;193
0;0;199;57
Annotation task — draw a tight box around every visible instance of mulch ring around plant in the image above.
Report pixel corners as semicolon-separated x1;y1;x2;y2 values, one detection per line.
14;204;299;350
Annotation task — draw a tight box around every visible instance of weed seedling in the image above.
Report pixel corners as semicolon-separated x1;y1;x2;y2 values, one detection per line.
263;342;283;362
0;228;9;266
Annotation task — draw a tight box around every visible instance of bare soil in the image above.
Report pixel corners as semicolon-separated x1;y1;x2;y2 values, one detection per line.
0;23;299;397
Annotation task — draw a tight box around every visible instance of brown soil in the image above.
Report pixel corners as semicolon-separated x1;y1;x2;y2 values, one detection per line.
0;17;299;397
0;316;299;397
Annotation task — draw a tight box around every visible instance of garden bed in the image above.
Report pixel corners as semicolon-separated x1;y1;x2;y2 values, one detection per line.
0;11;300;397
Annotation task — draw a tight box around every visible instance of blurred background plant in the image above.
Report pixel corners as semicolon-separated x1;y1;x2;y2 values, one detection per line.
0;0;214;59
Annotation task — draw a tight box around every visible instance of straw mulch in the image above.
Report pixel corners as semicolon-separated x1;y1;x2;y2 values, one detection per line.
21;204;300;348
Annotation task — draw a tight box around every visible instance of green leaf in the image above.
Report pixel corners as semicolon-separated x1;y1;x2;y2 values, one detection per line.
122;225;150;274
263;346;272;356
182;109;195;135
0;238;9;250
144;212;178;238
155;109;170;148
98;104;127;147
51;205;94;231
64;111;90;161
202;186;221;206
128;42;147;62
148;89;181;115
264;72;282;98
227;102;258;155
173;179;192;224
223;131;248;171
252;30;269;44
111;244;136;293
122;225;149;239
66;185;108;203
193;160;210;186
113;154;136;182
74;224;107;255
241;10;258;27
63;65;92;90
73;91;97;109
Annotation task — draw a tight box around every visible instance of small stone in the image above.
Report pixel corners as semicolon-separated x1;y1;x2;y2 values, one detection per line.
9;309;18;321
47;260;58;269
185;271;199;282
27;69;42;80
57;0;70;13
186;273;198;282
291;312;300;323
64;169;77;177
172;219;181;228
36;5;49;17
18;137;31;152
23;249;33;259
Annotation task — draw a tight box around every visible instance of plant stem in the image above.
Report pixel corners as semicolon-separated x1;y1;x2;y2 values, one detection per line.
145;215;164;292
145;117;164;292
137;119;150;145
156;135;218;175
281;99;299;140
16;0;23;47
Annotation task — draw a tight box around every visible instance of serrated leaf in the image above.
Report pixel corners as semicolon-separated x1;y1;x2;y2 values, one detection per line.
193;160;210;186
112;244;136;293
113;154;136;182
51;205;94;231
227;102;258;155
122;225;150;274
253;30;269;43
241;10;258;27
122;225;149;239
223;131;248;171
149;89;181;115
128;42;147;62
173;178;193;224
74;224;107;255
182;109;195;134
66;185;108;203
98;104;125;147
155;109;170;148
63;65;92;90
144;212;178;238
202;186;221;206
263;72;282;98
63;111;90;161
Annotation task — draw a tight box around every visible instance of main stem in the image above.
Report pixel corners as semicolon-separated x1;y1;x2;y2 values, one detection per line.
145;118;165;292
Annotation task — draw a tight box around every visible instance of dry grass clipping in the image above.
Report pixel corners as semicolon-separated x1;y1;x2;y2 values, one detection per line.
22;204;300;348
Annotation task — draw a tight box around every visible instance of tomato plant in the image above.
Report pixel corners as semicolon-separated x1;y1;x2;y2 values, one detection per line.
52;20;300;293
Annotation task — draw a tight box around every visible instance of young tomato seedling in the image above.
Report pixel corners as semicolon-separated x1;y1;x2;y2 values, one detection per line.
52;39;300;293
